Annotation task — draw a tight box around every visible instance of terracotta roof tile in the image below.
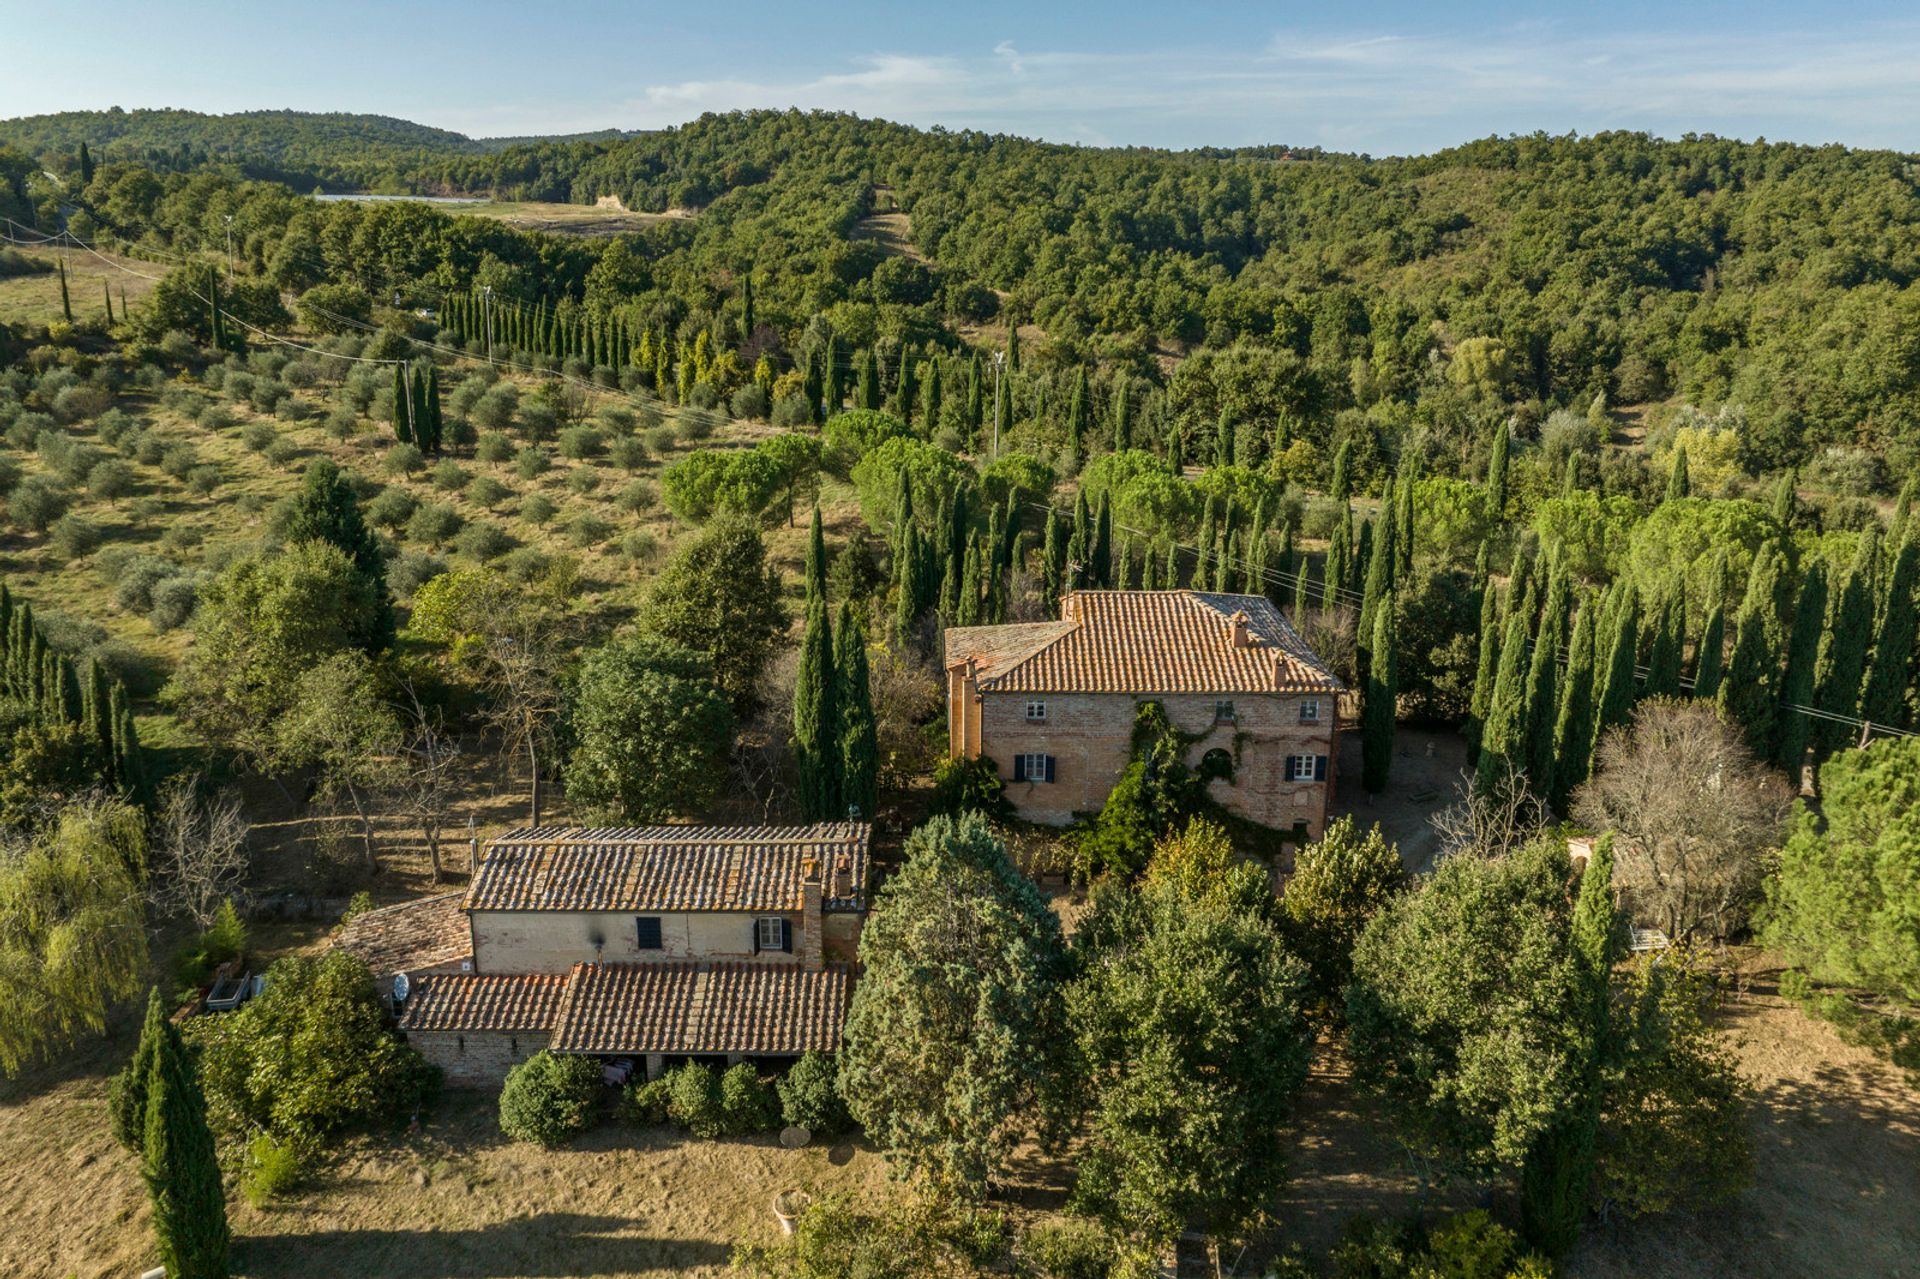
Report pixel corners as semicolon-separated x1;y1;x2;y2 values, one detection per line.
463;823;870;915
332;892;471;979
397;972;569;1034
549;961;848;1056
948;590;1342;695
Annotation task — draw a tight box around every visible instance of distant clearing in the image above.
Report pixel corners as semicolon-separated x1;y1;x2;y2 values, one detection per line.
849;210;923;262
0;243;158;327
459;199;695;237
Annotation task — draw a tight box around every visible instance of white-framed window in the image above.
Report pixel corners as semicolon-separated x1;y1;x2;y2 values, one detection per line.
755;917;786;951
1214;699;1237;722
1026;700;1048;721
1298;698;1321;723
1288;754;1317;782
1015;752;1055;783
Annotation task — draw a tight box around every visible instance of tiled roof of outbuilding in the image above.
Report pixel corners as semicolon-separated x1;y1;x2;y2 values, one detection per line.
462;823;870;915
548;962;848;1056
332;891;471;979
396;972;570;1034
946;590;1342;695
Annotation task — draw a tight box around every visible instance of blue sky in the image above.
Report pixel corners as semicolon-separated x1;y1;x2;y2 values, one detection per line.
4;1;1920;154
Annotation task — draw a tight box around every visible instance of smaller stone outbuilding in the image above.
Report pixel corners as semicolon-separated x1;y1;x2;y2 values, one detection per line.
395;972;569;1086
332;890;474;1003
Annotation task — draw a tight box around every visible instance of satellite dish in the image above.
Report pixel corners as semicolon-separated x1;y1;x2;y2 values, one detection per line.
392;972;411;1003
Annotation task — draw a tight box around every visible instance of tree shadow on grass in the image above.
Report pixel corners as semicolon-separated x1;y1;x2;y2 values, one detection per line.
234;1213;732;1278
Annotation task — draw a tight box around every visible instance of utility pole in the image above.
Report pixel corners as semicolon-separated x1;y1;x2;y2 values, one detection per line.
223;214;234;284
991;349;1006;460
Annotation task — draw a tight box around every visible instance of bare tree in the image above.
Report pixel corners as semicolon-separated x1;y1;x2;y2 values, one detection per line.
1432;764;1549;861
1302;604;1360;689
148;777;251;928
1574;697;1793;941
869;641;942;793
395;685;464;884
731;647;798;822
273;652;403;872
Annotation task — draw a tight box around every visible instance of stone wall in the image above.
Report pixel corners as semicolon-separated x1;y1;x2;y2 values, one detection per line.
409;1028;544;1087
970;691;1337;836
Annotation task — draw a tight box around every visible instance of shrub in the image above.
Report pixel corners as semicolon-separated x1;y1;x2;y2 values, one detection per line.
720;1062;781;1135
644;424;677;455
609;435;649;471
468;474;510;508
9;475;69;532
520;494;557;526
87;458;136;503
929;754;1012;820
614;480;658;514
771;392;813;428
366;487;418;530
114;555;175;613
618;1076;673;1125
565;467;602;496
159;443;198;480
242;420;277;452
476;430;515;463
499;1050;603;1147
148;576;200;631
187;464;222;497
453;521;513;561
558;425;604;460
1021;1218;1116;1279
665;1062;726;1137
431;459;471;492
619;530;659;563
730;383;770;421
264;438;300;469
677;408;719;442
48;512;103;562
566;513;612;548
777;1051;850;1135
407;502;464;547
388;551;448;599
96;408;137;446
383;443;426;476
514;446;551;480
499;547;552;583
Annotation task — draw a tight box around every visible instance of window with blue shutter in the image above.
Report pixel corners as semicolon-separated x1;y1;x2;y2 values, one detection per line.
1314;755;1328;782
781;918;794;953
1013;753;1027;782
635;917;663;950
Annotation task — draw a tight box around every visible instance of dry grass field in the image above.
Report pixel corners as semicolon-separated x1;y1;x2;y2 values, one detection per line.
460;200;694;237
0;244;156;328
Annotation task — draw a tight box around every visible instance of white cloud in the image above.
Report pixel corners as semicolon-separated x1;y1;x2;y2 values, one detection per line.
437;21;1920;153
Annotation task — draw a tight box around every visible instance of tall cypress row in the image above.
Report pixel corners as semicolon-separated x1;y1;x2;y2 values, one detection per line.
1362;591;1397;792
1814;531;1878;754
1719;547;1786;755
1861;538;1919;731
1111;372;1131;453
794;595;840;821
1066;367;1089;472
1775;563;1827;776
142;1001;229;1279
834;601;877;822
392;363;412;445
1523;567;1568;799
1467;573;1502;765
1475;609;1533;795
1359;505;1397;652
1590;584;1641;760
1641;585;1685;698
1550;599;1599;812
1394;453;1417;580
1091;494;1113;589
1041;506;1063;611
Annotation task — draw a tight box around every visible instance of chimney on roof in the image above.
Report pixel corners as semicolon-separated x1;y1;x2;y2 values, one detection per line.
1060;591;1082;624
1229;609;1253;649
799;855;824;971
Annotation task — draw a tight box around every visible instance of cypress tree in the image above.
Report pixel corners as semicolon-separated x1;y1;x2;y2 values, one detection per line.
855;349;877;411
57;258;72;323
1523;567;1568;800
1394;453;1417;581
1066;367;1089;472
823;336;841;412
1211;509;1234;593
1487;422;1510;516
1720;548;1787;755
896;347;916;426
1111;373;1131;453
1770;470;1797;538
835;601;877;821
1476;610;1532;795
1115;537;1135;591
1693;600;1727;702
1359;506;1396;652
1362;592;1398;792
1891;478;1917;549
1215;409;1235;469
957;538;983;627
1041;505;1063;610
803;346;824;422
1861;538;1919;731
1590;584;1641;760
1140;542;1158;591
142;999;229;1279
1642;585;1685;698
966;354;984;439
794;597;840;821
103;280;113;323
1775;564;1827;776
1331;439;1354;504
110;989;166;1153
1467;574;1503;764
922;358;942;430
938;535;961;625
1067;490;1091;593
1245;524;1270;604
1665;445;1690;502
1163;541;1180;595
392;363;413;444
423;364;444;454
79;140;94;184
741;273;755;336
1292;556;1313;620
991;364;1012;455
1165;421;1184;472
805;506;828;602
1326;507;1352;606
1815;531;1878;755
1550;600;1599;812
1084;495;1107;589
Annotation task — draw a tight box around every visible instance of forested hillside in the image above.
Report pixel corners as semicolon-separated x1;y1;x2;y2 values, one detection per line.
0;108;484;191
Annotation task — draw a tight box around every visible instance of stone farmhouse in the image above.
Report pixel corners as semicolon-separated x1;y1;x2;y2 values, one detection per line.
944;590;1344;837
335;822;869;1086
